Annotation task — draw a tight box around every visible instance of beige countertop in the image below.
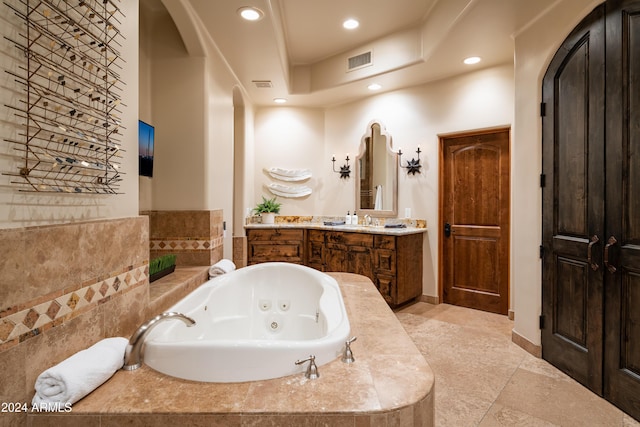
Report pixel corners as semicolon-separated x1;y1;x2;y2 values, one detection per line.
245;222;428;236
28;273;435;426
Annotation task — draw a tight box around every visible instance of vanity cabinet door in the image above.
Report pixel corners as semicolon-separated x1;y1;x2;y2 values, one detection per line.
348;245;374;281
324;243;349;272
395;233;423;305
306;230;325;270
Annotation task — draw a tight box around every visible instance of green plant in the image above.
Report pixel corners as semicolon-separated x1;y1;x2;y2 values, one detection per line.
253;196;281;214
149;254;176;276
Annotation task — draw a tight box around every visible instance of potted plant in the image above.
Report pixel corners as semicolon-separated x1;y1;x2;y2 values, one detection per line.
148;254;177;282
253;196;281;224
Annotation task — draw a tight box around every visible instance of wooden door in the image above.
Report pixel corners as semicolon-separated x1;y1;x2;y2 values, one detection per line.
603;0;640;418
541;4;606;394
440;128;510;315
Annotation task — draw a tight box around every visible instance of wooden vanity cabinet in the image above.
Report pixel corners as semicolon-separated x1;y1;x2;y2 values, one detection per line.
247;227;423;307
246;229;304;265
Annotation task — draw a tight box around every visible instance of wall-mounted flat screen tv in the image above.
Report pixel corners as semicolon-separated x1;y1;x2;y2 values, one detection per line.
138;120;154;177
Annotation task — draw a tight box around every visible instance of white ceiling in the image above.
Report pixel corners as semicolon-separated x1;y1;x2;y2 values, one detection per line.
152;0;559;108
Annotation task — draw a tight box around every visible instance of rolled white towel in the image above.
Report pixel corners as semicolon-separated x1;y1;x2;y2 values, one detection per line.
209;259;236;278
32;337;127;408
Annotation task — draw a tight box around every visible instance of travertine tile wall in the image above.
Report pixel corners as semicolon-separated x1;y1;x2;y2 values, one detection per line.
143;210;224;266
232;236;247;268
0;217;149;427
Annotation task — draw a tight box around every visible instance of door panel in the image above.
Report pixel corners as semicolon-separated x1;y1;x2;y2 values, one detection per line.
441;128;510;315
541;3;605;393
556;39;589;236
554;256;588;348
603;0;640;418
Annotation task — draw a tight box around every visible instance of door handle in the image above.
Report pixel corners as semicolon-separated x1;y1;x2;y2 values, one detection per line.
604;236;617;273
444;223;451;237
587;235;599;271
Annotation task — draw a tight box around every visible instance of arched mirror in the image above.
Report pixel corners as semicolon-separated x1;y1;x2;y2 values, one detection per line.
356;120;398;217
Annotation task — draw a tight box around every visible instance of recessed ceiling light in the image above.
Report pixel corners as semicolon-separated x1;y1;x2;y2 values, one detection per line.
464;56;481;65
343;18;359;30
273;98;287;104
238;7;264;21
368;83;382;91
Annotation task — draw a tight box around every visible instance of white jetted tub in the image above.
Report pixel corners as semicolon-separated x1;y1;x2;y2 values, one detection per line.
144;262;351;382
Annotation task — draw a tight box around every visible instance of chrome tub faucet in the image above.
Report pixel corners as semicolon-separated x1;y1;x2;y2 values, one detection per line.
123;311;196;371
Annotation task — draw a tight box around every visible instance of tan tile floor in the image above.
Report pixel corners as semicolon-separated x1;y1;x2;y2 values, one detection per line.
396;302;640;427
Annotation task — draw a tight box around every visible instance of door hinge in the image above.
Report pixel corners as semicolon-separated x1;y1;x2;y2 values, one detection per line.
539;315;545;329
539;245;545;259
540;174;546;188
540;102;546;117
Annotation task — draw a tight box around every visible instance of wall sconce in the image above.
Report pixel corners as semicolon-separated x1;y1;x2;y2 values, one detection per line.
332;154;351;179
398;146;422;175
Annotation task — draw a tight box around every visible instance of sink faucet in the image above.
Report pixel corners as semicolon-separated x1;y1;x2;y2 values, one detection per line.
123;311;196;371
364;215;372;226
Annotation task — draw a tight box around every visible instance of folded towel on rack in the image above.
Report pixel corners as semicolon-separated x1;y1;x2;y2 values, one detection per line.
384;223;407;229
209;259;236;278
32;337;128;408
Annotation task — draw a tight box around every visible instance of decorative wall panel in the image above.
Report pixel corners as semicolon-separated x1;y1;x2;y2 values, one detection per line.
3;0;126;193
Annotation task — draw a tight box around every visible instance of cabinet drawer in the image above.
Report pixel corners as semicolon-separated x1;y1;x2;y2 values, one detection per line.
308;229;325;242
326;231;373;247
374;235;396;250
248;242;303;262
247;228;304;242
374;248;396;274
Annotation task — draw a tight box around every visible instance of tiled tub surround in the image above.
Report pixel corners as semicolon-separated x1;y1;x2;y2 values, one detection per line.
28;273;435;426
142;210;224;266
0;217;149;427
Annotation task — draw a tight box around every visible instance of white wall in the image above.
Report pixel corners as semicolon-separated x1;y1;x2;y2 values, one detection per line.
204;54;238;256
0;1;139;228
255;64;514;298
139;1;155;212
253;107;326;215
511;0;604;346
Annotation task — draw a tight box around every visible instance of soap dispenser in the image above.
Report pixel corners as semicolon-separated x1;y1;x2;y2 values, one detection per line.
352;210;358;226
345;211;352;225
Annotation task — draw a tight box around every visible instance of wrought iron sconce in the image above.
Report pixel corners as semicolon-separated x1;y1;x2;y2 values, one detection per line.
332;154;351;179
398;146;422;175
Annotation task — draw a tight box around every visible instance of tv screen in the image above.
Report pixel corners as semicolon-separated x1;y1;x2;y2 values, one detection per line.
138;120;154;177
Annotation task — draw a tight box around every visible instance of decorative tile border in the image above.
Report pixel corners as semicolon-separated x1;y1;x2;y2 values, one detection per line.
0;264;148;348
150;237;224;251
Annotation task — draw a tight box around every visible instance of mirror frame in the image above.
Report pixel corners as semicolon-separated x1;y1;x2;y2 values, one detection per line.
355;120;398;218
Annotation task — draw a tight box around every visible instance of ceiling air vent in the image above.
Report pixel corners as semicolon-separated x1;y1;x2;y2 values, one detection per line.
252;80;273;88
347;51;372;72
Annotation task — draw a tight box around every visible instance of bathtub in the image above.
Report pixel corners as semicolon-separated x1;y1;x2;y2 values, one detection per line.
144;262;351;382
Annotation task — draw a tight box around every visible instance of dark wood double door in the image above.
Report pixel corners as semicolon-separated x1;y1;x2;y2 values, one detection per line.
541;0;640;419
